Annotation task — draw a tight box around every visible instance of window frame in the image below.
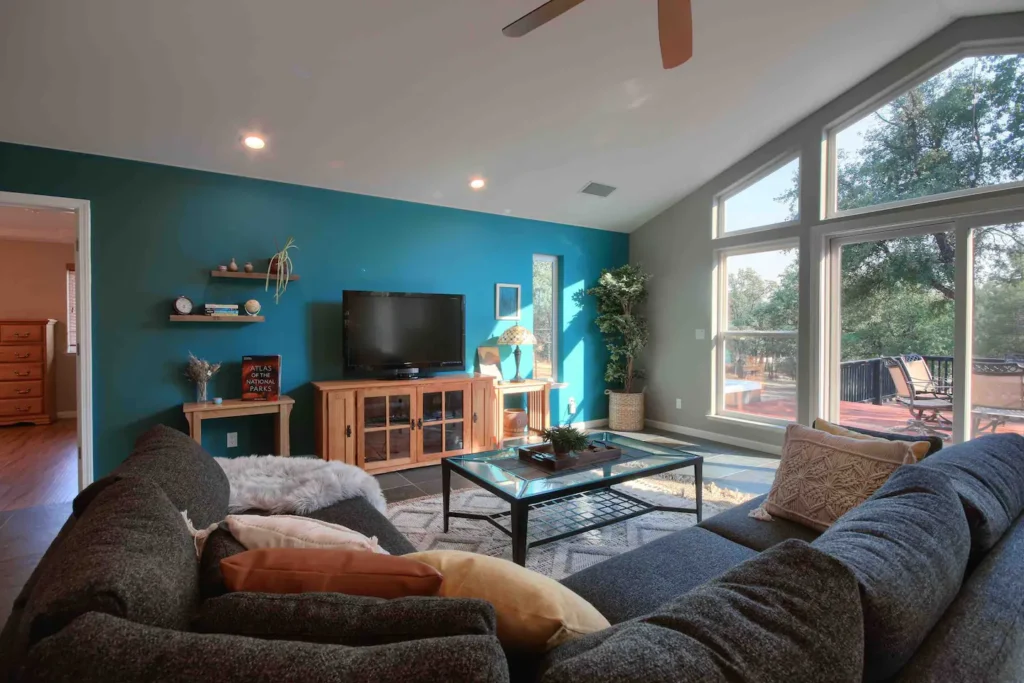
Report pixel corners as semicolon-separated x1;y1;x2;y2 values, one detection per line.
532;254;559;382
66;262;77;355
714;239;799;426
824;41;1024;221
714;152;802;239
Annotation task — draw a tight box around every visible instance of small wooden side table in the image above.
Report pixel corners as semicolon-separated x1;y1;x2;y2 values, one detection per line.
492;380;551;446
183;396;295;456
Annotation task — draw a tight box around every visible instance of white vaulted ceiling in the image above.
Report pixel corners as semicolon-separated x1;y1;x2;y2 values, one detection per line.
1;0;1022;232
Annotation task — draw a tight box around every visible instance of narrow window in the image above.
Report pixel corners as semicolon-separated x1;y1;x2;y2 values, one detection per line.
718;156;800;235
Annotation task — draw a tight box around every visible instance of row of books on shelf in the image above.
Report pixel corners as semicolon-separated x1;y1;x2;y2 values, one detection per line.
205;303;238;316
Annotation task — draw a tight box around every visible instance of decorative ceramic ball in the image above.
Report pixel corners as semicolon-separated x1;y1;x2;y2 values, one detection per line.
243;261;254;273
244;299;262;316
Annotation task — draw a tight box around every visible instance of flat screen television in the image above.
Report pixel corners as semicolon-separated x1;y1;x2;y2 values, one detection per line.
343;291;465;377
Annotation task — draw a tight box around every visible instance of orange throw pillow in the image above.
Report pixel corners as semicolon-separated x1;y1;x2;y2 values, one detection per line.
220;548;443;599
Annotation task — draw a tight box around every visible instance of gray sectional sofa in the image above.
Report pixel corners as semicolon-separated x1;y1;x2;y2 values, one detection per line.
2;424;1023;682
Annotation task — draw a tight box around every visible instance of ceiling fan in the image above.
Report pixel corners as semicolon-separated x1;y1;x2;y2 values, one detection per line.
503;0;693;70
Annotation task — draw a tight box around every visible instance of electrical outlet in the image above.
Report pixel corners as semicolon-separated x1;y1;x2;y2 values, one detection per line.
227;432;238;448
675;398;682;409
568;396;577;415
695;329;705;340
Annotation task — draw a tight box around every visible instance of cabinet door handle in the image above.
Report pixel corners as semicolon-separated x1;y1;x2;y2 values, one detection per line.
345;425;352;438
417;418;423;430
14;333;29;339
16;406;30;412
16;389;30;395
473;412;478;423
14;353;30;359
14;371;30;377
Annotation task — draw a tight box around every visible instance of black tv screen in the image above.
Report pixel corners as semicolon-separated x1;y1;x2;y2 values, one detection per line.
343;291;465;372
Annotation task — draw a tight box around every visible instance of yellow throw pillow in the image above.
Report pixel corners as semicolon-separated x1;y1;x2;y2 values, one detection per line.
812;418;931;461
406;550;609;652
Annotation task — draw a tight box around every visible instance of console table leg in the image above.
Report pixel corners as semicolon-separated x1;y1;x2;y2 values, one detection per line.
694;460;703;522
510;502;529;566
442;462;451;533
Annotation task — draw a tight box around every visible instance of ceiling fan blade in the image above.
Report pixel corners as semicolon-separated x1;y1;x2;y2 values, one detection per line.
658;0;693;69
503;0;589;38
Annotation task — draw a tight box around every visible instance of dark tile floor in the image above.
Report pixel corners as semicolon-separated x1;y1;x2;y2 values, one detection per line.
0;429;778;626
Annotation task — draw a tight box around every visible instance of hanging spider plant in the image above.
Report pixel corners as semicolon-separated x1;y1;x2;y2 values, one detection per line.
266;237;297;304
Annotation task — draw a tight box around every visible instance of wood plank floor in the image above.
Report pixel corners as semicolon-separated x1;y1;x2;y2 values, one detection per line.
0;420;79;512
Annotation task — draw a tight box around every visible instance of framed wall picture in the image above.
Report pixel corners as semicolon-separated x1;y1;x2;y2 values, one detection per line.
477;346;503;380
496;283;521;321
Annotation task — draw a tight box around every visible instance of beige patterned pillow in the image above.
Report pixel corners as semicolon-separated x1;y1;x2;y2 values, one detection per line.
764;423;917;531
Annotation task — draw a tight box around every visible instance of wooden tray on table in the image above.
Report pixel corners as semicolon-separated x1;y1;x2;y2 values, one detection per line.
517;440;622;472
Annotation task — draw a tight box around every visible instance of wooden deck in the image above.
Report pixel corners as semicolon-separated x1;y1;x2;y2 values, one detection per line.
734;397;1024;437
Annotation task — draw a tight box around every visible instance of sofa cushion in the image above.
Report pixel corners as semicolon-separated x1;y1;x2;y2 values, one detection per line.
542;539;863;683
113;424;230;528
23;611;510;683
894;512;1024;683
812;465;970;682
194;592;497;646
306;496;416;555
199;527;247;599
918;433;1024;556
560;526;758;624
24;476;200;645
697;495;821;551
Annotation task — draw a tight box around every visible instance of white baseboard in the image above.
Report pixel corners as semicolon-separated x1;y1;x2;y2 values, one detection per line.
57;410;78;419
645;419;783;456
577;418;609;430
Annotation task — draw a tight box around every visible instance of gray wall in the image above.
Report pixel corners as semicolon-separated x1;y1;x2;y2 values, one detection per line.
631;12;1024;453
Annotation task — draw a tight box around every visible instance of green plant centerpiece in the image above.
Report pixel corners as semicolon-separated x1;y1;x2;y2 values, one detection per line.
586;263;651;430
541;426;590;457
266;236;298;304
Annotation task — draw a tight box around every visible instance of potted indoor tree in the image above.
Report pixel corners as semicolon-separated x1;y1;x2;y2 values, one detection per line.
541;426;591;458
586;264;651;431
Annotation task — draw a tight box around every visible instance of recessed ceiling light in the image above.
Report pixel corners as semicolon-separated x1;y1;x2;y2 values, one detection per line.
469;178;486;190
243;135;266;150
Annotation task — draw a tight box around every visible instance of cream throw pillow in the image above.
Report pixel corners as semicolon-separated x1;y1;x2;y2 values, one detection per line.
764;423;917;532
406;550;610;652
812;418;932;460
225;514;388;554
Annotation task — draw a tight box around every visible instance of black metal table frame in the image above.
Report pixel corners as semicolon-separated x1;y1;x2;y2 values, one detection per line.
442;455;703;566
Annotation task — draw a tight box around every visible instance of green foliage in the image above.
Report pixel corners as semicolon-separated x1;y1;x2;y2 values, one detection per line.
586;264;651;393
541;425;590;455
758;54;1024;362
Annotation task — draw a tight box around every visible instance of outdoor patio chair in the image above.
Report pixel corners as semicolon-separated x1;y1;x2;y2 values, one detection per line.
971;361;1024;435
900;353;953;398
884;356;953;439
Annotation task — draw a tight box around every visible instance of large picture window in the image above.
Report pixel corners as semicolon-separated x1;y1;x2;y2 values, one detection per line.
717;246;798;423
831;53;1024;215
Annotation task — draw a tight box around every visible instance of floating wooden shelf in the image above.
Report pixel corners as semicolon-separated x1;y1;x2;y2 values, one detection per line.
169;315;265;323
210;271;299;281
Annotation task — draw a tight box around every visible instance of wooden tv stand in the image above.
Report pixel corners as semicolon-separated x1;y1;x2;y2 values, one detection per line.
314;374;551;474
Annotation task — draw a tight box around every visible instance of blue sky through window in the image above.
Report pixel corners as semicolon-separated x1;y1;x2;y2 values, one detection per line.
722;157;799;233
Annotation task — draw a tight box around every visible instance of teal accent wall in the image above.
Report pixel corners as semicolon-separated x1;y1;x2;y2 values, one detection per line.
0;142;628;477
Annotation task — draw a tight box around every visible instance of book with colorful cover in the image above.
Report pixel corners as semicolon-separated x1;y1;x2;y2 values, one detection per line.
241;355;281;401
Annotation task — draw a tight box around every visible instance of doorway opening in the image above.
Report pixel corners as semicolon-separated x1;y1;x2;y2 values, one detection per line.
0;191;92;512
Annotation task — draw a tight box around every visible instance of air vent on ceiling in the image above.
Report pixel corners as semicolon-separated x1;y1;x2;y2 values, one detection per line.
580;182;617;198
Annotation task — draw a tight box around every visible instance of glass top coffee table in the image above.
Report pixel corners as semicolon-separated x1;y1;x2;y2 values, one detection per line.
442;432;703;565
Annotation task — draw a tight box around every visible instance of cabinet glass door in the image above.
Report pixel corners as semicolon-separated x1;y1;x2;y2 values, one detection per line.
417;383;470;459
359;389;414;469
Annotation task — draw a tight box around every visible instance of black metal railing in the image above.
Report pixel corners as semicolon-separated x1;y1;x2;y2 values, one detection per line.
838;355;1006;404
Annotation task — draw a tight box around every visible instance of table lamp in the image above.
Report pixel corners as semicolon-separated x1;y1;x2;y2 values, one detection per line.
497;325;537;383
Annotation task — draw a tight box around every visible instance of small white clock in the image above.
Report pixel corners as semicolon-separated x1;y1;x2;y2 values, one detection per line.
174;295;194;315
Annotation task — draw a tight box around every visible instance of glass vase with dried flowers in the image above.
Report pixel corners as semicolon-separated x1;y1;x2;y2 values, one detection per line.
185;352;221;403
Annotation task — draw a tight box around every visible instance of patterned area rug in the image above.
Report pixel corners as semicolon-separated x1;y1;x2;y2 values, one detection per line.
386;472;754;580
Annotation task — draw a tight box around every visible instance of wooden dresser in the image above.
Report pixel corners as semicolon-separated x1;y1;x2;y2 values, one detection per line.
0;319;57;426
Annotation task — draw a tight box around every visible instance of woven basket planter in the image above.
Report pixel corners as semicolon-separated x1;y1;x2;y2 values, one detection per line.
606;390;644;431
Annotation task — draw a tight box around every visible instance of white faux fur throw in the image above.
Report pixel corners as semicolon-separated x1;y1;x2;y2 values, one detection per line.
214;455;387;515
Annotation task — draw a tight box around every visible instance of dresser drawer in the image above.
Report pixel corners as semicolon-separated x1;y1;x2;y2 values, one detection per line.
0;325;42;344
0;381;42;399
0;398;43;417
0;346;44;363
0;364;43;381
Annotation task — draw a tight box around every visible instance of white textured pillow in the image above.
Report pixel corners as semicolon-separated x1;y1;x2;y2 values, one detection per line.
225;515;388;554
